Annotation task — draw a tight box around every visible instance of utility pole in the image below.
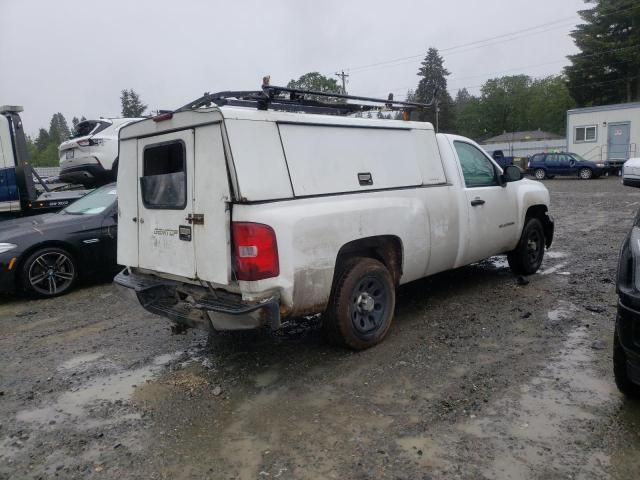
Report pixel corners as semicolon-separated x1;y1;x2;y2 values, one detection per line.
335;70;349;94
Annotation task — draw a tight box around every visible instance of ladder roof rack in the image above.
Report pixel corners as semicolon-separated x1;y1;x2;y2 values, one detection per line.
177;79;437;117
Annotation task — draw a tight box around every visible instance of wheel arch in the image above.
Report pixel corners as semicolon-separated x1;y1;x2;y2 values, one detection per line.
334;235;404;286
524;205;553;248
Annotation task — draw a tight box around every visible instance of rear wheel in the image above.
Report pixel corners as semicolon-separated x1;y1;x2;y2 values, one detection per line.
613;327;640;399
20;247;77;298
323;257;395;350
534;168;546;180
507;218;545;275
579;168;593;180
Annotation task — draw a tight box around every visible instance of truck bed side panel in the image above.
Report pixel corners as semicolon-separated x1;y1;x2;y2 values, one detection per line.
232;186;458;315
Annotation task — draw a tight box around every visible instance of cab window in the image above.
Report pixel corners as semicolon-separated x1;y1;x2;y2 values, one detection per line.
454;141;498;187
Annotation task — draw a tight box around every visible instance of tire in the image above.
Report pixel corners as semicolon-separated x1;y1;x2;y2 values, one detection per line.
20;247;77;298
507;218;545;275
323;257;396;350
534;168;546;180
613;327;640;399
579;168;593;180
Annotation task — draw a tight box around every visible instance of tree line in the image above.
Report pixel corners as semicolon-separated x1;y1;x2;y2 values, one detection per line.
26;89;147;167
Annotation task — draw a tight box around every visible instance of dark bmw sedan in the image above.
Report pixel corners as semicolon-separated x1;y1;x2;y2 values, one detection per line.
0;183;117;297
614;209;640;399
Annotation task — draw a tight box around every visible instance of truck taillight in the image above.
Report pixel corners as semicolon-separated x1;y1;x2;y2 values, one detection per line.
232;222;279;281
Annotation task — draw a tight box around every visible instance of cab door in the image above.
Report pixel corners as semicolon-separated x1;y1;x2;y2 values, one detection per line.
451;139;519;264
136;130;196;278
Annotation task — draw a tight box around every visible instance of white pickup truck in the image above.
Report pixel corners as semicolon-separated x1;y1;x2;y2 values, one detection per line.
115;86;554;349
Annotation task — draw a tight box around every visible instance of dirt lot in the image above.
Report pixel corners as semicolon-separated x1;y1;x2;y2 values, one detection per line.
1;176;640;480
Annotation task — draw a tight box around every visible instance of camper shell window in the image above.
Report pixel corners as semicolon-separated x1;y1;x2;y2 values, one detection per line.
140;140;186;209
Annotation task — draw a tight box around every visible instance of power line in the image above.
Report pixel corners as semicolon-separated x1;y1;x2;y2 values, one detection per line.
342;2;640;76
345;17;578;74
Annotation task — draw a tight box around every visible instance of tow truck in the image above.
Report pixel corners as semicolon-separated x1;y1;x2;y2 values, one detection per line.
1;105;89;218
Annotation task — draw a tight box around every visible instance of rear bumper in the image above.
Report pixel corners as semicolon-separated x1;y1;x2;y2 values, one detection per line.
114;268;281;331
617;301;640;385
59;163;110;184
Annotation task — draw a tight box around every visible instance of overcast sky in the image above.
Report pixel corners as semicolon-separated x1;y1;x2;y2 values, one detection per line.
0;0;586;135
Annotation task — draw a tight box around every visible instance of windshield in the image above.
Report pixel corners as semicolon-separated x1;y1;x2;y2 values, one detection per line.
570;153;587;162
61;184;117;215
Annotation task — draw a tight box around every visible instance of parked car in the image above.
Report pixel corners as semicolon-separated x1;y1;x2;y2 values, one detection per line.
114;86;554;350
0;183;117;298
622;157;640;188
614;165;640;399
527;152;605;180
58;118;143;186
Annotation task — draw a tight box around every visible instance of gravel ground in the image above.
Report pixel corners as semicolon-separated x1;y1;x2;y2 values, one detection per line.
1;176;640;479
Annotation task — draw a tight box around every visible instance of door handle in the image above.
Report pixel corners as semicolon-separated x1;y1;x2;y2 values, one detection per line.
470;199;485;206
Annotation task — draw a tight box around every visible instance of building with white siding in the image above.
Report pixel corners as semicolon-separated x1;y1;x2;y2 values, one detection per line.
566;102;640;167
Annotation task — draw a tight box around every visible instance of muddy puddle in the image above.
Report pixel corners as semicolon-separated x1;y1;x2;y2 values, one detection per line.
449;314;615;478
13;351;183;430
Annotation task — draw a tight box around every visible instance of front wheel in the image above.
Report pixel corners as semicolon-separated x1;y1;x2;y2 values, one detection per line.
579;168;593;180
507;218;545;275
534;168;546;180
323;257;395;350
20;247;77;298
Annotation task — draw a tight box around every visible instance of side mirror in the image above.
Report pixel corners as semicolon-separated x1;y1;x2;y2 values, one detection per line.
504;165;523;183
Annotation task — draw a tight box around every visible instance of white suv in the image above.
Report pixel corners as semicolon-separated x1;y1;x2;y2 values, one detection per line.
59;118;143;186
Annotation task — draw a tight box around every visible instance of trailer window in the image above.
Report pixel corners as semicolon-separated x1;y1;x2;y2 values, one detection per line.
574;125;597;143
140;141;186;209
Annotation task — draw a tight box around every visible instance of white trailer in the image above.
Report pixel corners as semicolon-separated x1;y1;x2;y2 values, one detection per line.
567;102;640;171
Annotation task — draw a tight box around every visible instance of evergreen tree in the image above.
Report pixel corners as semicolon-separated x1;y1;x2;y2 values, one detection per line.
120;89;147;117
35;128;50;151
414;48;454;132
72;116;80;128
80;116;87;122
48;113;70;145
565;0;640;105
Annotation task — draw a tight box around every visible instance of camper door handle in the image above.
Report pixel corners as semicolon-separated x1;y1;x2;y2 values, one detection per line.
132;217;137;222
